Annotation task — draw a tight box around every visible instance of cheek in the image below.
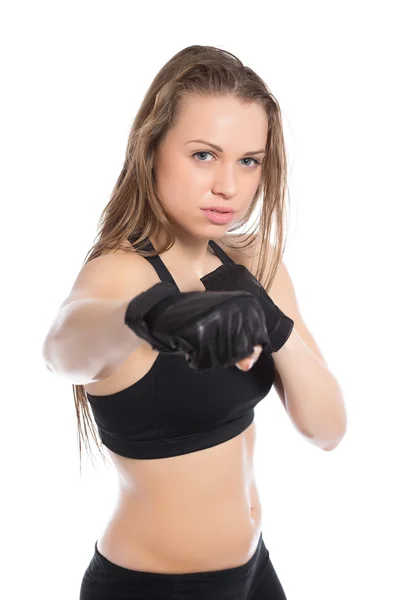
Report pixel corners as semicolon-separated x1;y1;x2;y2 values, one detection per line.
159;161;210;205
176;158;211;189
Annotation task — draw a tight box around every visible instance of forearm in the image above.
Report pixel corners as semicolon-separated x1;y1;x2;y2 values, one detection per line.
272;328;347;450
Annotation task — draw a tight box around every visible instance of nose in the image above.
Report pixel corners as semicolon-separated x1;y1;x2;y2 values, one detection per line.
211;165;237;198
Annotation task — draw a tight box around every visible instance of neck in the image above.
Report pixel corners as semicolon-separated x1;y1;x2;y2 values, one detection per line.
149;229;216;278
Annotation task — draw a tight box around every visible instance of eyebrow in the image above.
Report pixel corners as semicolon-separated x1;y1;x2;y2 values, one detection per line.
185;139;266;156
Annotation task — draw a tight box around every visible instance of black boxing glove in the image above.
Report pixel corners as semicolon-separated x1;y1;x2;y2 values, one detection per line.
124;281;271;370
201;263;294;353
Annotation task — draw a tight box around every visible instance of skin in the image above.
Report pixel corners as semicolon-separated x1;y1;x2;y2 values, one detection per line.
152;93;268;371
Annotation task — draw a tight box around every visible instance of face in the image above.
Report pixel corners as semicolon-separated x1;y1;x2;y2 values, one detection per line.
152;94;268;240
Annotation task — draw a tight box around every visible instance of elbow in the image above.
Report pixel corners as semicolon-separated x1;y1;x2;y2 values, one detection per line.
322;429;347;451
323;441;340;451
323;397;348;451
42;335;54;372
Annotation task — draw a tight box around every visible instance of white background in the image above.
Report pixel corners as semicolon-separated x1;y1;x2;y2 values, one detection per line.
1;1;399;598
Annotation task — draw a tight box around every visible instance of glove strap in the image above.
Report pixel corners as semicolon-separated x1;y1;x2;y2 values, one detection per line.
268;314;295;353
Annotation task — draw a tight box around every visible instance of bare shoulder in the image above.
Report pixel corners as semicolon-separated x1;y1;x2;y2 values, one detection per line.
60;240;160;308
215;233;273;273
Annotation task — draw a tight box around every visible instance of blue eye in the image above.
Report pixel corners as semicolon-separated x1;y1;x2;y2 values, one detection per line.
192;151;261;168
193;151;213;162
241;157;261;168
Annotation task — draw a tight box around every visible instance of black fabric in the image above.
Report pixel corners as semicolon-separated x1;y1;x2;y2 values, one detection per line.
86;236;276;459
79;532;287;599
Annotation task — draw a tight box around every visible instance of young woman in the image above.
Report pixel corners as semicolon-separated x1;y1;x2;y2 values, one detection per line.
43;45;346;600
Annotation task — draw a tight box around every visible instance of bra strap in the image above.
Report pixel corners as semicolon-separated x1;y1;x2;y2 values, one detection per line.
127;234;235;288
128;234;179;290
208;239;235;265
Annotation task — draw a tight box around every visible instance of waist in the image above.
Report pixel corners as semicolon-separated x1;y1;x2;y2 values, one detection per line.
97;487;262;573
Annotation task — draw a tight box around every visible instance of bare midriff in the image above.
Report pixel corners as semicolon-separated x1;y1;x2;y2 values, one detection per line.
96;421;262;574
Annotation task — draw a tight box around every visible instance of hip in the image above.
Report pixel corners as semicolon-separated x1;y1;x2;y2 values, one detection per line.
79;529;278;600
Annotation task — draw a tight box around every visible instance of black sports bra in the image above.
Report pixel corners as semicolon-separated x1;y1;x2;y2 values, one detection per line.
86;236;275;459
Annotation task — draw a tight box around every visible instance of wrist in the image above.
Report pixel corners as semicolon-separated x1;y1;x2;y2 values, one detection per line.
269;314;295;353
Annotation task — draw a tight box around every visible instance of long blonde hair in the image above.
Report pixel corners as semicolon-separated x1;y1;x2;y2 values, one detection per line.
73;44;291;471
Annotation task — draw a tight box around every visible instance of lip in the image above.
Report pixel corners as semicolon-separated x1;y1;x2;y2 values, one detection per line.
201;206;234;213
201;208;234;225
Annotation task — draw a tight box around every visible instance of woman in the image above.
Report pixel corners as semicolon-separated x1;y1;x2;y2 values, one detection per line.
43;45;346;599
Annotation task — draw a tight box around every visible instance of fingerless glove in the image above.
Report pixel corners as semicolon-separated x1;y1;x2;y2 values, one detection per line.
202;263;294;353
124;281;271;370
